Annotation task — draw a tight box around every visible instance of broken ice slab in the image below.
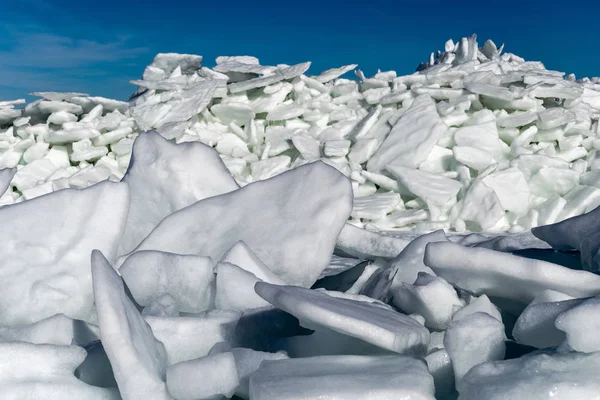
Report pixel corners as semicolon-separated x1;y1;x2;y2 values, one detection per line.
250;355;435;400
424;242;600;307
215;262;272;312
367;94;448;172
458;351;600;399
444;312;506;385
255;282;430;355
335;223;411;260
145;311;240;364
555;296;600;353
119;251;215;313
166;352;239;400
227;62;311;93
148;53;203;75
512;298;584;349
0;167;15;196
0;314;76;346
0;342;120;399
124;161;352;288
388;164;462;207
91;250;172;399
0;182;128;326
117;131;238;257
350;191;402;220
393;272;464;330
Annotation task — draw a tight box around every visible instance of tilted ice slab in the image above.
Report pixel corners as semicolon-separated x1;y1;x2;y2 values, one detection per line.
208;344;289;399
424;241;600;306
532;205;600;272
91;250;172;400
215;261;272;312
255;282;430;355
459;351;600;399
367;94;448;172
335;223;411;260
249;355;436;400
0;167;15;196
0;313;76;346
0;342;119;399
123;161;353;287
5;34;600;234
119;250;215;313
0;181;128;325
118;130;238;256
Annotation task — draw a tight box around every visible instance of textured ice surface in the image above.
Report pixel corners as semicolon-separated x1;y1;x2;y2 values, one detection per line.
220;241;286;284
250;355;435;400
425;241;600;305
336;223;411;259
0;181;128;325
3;34;600;400
255;282;430;355
118;130;238;256
459;351;600;399
555;296;600;352
513;298;584;348
444;312;506;384
0;314;75;345
145;311;240;364
166;352;239;400
215;261;271;311
0;342;119;399
367;94;448;172
393;272;464;330
125;162;352;287
533;205;600;272
91;250;172;399
0;167;15;196
119;251;215;313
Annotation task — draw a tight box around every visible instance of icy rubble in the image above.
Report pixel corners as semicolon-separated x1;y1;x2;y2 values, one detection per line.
0;124;598;399
3;35;600;400
3;35;600;234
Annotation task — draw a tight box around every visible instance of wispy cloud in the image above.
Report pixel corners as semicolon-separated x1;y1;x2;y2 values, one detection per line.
0;13;150;99
0;31;149;69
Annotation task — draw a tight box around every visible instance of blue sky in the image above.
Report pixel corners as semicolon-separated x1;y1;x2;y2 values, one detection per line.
1;0;599;103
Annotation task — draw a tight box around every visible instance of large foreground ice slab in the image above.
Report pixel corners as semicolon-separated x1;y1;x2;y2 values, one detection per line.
424;242;600;305
92;250;172;399
127;161;353;287
250;355;435;400
0;342;119;399
118;131;238;256
0;181;129;325
255;282;430;355
459;351;600;399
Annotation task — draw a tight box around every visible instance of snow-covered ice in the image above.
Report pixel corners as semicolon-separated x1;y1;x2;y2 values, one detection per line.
249;355;435;400
2;33;600;399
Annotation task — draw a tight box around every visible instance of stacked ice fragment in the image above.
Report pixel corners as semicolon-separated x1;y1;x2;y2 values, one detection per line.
4;35;600;398
2;127;600;399
3;35;600;234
